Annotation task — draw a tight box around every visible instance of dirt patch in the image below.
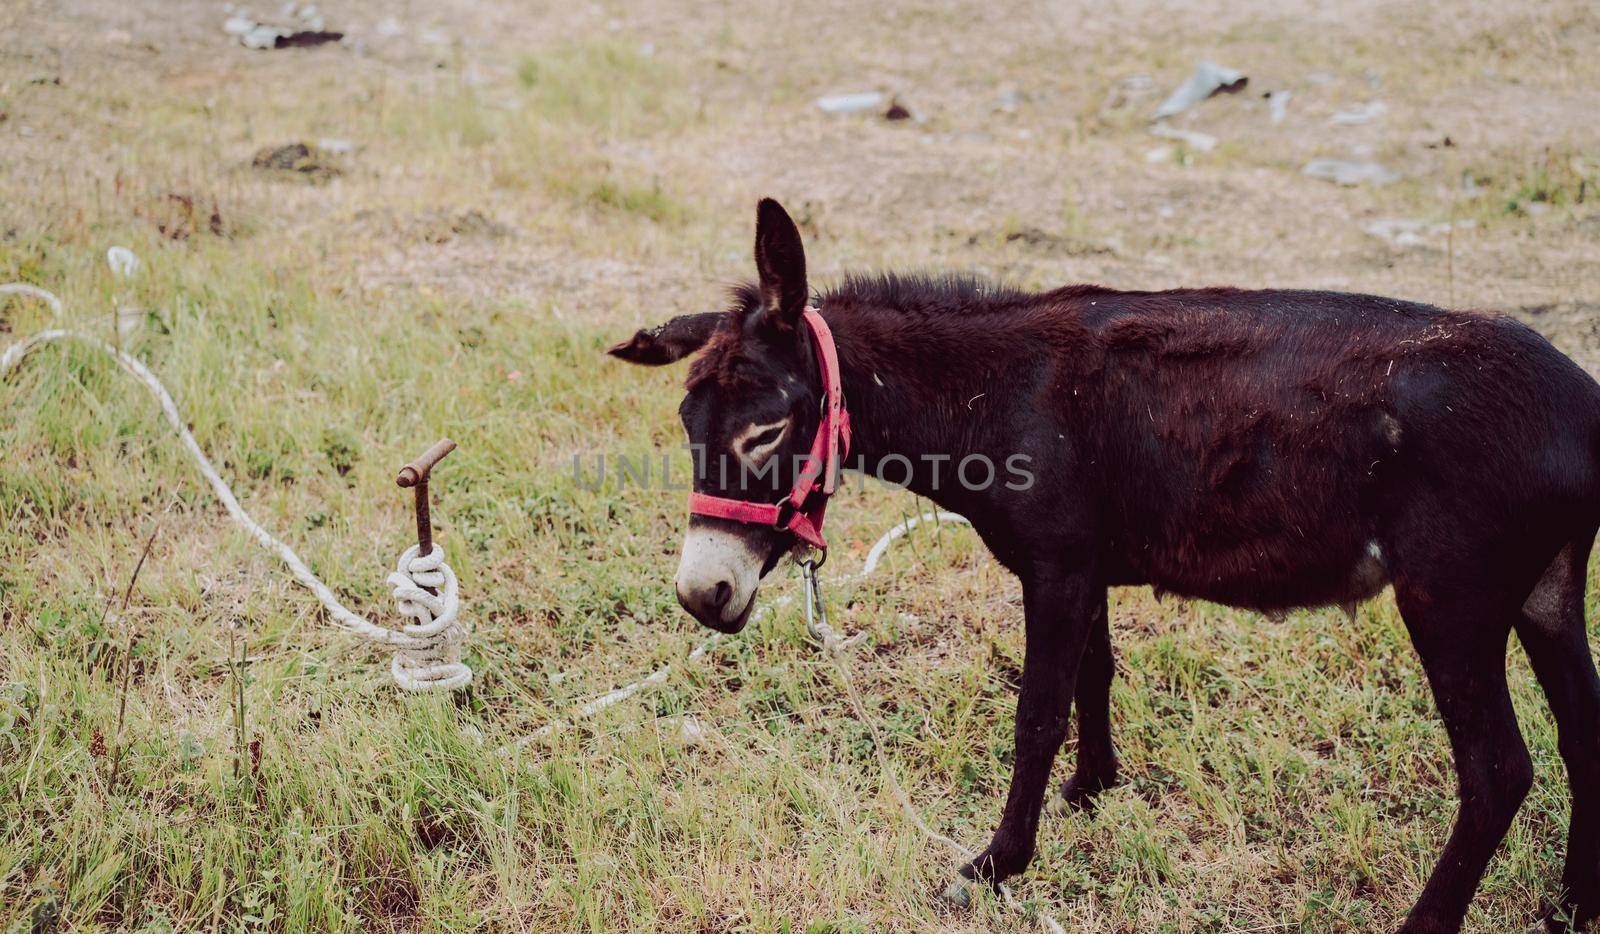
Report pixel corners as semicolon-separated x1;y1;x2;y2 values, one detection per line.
249;142;341;182
141;192;228;241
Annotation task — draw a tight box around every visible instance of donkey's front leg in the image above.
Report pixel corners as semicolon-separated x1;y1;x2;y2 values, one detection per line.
958;564;1098;887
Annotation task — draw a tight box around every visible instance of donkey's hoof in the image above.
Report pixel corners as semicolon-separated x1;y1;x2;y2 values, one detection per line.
940;876;973;909
1051;770;1117;817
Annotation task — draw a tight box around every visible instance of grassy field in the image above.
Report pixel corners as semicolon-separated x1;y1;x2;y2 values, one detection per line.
3;0;1600;929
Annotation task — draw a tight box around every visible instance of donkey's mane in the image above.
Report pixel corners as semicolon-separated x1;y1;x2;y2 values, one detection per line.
725;272;1129;323
821;272;1035;314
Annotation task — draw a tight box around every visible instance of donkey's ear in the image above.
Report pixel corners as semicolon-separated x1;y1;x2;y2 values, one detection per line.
607;312;722;365
753;198;808;330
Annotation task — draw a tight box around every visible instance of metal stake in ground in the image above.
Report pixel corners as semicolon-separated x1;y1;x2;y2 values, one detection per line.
396;438;456;590
387;437;471;690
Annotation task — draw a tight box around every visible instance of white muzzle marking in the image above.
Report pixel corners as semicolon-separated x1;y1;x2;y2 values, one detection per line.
675;521;764;626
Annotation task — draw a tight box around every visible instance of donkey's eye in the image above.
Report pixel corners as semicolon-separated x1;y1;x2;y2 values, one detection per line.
732;418;792;466
747;425;785;448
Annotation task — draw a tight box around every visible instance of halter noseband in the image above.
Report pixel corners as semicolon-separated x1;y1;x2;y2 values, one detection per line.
686;306;851;551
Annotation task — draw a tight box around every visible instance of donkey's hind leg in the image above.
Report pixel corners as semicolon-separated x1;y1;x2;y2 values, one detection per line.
1395;581;1533;933
1055;592;1118;813
1516;533;1600;929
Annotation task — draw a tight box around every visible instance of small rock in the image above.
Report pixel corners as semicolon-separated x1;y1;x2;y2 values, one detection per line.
241;24;282;49
677;716;707;744
883;99;913;121
1152;60;1247;120
1302;158;1400;187
227;6;342;49
941;876;973;908
815;91;884;115
316;136;355;154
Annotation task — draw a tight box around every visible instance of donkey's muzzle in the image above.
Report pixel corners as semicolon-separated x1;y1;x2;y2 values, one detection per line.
676;519;764;632
676;582;754;633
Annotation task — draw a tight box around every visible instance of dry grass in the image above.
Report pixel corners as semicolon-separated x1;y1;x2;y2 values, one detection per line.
2;0;1599;929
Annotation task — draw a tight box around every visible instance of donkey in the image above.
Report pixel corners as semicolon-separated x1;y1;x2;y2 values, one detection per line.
608;198;1600;931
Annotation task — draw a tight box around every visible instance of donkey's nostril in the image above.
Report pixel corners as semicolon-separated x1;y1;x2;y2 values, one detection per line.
711;580;733;610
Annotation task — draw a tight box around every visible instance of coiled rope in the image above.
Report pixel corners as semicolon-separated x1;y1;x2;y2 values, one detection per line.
0;265;470;691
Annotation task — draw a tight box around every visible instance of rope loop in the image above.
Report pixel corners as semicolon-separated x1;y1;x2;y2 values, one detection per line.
386;546;471;691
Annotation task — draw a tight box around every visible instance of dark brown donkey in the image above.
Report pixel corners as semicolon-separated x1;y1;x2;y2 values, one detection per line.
609;198;1600;932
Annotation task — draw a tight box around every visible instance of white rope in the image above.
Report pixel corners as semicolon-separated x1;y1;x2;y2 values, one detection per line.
1;273;470;691
386;544;471;691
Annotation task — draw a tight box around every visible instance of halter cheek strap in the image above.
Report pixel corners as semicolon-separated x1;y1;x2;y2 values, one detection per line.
686;306;851;550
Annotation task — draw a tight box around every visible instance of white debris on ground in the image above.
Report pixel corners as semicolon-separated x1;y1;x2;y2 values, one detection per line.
222;4;340;49
1302;158;1401;186
1149;122;1218;152
1152;60;1248;120
815;92;885;115
1141;61;1247;159
107;247;143;337
1361;218;1477;247
1330;101;1388;126
106;246;139;278
1266;90;1292;123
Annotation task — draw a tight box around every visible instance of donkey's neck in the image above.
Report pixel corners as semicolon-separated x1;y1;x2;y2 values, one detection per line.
823;302;1028;507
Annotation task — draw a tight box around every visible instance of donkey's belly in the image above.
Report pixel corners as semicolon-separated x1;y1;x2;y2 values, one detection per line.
1118;529;1390;614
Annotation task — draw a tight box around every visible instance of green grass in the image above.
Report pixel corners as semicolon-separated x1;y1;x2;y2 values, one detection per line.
4;1;1600;930
2;242;1594;929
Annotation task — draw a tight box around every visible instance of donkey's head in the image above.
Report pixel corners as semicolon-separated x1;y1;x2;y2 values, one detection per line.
609;199;825;632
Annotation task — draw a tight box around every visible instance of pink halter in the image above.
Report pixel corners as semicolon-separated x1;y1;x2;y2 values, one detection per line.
687;307;851;551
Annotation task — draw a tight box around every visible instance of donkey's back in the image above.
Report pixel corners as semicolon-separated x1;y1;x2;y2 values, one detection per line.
1056;286;1600;613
